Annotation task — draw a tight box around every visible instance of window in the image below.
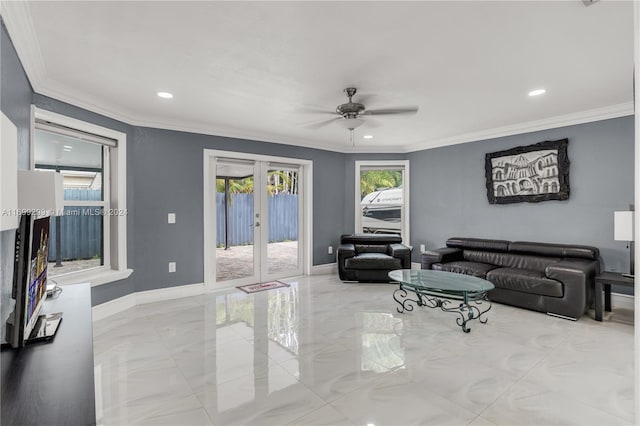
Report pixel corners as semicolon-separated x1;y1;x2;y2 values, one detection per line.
355;160;410;244
31;107;131;286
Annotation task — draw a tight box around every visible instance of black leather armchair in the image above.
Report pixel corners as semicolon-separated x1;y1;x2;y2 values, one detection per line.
338;234;411;282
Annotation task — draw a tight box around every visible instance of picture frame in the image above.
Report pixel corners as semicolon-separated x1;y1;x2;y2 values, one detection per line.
485;138;570;204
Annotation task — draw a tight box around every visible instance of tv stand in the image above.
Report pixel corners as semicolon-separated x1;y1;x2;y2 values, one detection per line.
1;283;96;425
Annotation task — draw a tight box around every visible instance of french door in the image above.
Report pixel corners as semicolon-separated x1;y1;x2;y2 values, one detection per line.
204;151;310;289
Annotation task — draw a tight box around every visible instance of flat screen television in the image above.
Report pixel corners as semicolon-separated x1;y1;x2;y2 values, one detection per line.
5;214;53;348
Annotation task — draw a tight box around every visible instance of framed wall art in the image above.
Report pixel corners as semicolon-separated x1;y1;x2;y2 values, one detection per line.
485;138;570;204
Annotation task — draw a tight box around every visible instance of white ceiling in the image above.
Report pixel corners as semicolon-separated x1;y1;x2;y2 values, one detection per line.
2;1;634;153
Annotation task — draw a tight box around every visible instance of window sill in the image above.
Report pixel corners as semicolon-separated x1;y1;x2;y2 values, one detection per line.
52;268;133;287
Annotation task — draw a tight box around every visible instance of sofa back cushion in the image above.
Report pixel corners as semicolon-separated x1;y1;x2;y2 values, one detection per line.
508;241;599;261
355;244;388;255
446;237;509;252
463;250;560;273
446;237;599;261
341;233;402;245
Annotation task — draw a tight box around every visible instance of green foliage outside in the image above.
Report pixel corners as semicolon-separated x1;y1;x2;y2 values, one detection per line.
216;170;298;196
360;170;403;199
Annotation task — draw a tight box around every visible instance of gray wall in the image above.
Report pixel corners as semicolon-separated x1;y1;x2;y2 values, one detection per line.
131;127;346;292
1;18;634;306
1;12;349;303
408;116;635;292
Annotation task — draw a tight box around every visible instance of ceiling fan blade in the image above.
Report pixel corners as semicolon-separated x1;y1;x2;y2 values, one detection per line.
362;106;419;116
301;117;341;129
297;106;335;115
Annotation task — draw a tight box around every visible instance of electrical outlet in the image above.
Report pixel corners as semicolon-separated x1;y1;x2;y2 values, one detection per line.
420;244;426;252
168;262;176;273
328;245;333;255
168;213;176;224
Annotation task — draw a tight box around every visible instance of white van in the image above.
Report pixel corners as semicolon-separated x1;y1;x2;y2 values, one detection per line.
360;187;402;234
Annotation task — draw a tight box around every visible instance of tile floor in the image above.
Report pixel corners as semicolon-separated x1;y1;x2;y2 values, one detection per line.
93;274;635;426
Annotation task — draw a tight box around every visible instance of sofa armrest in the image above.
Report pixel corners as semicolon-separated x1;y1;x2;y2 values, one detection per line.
337;243;356;280
337;243;356;260
544;260;598;319
421;247;463;269
388;243;411;268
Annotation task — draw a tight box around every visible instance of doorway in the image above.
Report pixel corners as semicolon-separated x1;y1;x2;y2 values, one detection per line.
204;150;312;290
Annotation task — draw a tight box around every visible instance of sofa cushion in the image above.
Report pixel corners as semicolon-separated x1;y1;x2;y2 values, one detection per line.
446;237;510;252
433;261;497;277
355;244;388;255
341;234;402;245
463;250;560;273
486;268;563;297
344;253;402;270
508;241;599;261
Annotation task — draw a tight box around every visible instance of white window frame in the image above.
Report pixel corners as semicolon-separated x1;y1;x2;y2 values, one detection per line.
354;160;410;245
30;106;132;286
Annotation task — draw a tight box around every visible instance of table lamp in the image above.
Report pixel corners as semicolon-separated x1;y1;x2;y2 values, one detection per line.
614;210;634;278
18;170;63;216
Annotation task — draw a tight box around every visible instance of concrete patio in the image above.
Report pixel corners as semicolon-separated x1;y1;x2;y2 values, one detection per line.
216;241;299;281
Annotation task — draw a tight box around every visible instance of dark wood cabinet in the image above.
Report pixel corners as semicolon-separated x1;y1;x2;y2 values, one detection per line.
1;283;96;425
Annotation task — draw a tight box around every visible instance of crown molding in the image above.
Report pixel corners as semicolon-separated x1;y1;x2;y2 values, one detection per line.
33;80;640;155
3;3;634;155
35;80;407;154
1;1;46;93
404;102;635;153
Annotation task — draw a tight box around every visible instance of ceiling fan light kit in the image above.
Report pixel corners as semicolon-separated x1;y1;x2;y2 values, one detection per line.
337;117;364;130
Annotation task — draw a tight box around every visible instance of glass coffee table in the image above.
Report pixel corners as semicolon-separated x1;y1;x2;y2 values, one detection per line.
389;269;495;333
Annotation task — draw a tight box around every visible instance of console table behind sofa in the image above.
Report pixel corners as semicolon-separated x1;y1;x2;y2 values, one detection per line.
421;237;600;320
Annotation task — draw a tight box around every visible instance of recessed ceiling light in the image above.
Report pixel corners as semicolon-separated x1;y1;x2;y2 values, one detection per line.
363;135;373;139
528;88;546;97
157;91;174;99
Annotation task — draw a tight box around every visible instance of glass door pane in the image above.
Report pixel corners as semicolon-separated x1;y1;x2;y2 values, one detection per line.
215;159;257;283
265;166;300;277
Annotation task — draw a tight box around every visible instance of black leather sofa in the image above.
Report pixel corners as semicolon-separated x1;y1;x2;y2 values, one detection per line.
338;234;411;282
421;237;600;320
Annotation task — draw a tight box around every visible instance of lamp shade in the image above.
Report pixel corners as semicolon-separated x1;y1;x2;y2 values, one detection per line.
614;211;634;241
18;170;63;217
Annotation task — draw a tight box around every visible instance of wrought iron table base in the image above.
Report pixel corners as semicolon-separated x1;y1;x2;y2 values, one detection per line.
393;284;492;333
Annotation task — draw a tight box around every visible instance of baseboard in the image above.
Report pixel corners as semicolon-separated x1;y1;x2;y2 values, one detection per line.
135;282;204;305
611;292;634;311
92;282;205;321
311;263;337;275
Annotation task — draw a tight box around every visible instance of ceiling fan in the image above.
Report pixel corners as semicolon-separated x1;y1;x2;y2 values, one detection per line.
304;87;419;131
